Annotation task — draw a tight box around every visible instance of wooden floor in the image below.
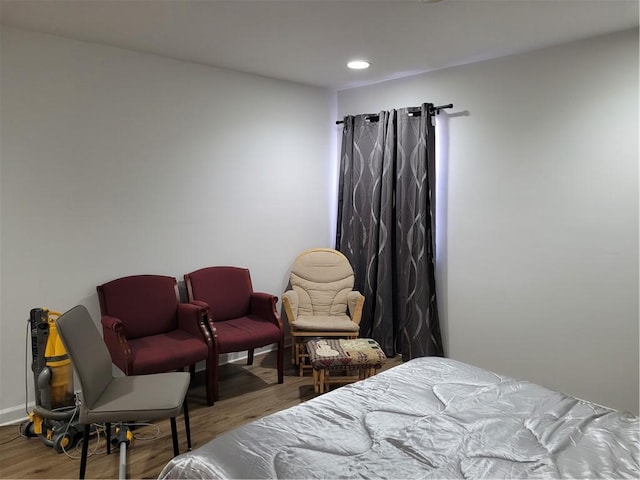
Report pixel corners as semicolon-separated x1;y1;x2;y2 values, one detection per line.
0;351;402;479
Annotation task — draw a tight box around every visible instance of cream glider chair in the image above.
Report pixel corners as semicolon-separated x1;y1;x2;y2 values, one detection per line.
282;248;364;375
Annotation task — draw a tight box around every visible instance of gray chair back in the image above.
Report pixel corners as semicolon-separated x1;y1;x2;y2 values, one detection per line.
55;305;114;410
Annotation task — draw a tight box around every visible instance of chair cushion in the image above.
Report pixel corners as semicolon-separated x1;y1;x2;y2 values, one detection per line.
214;315;281;353
81;371;190;424
290;250;355;317
99;275;178;339
292;249;355;283
127;330;209;375
187;267;252;321
306;338;387;369
291;315;359;332
56;305;115;410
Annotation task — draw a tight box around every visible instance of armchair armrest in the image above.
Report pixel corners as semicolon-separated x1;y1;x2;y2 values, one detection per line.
186;301;218;346
100;315;133;374
101;315;125;332
177;302;211;341
250;292;282;329
347;291;365;326
190;300;209;310
281;290;299;327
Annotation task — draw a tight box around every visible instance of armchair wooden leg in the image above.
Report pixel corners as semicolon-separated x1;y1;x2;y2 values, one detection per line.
247;349;254;365
277;340;284;384
210;354;219;403
205;354;217;406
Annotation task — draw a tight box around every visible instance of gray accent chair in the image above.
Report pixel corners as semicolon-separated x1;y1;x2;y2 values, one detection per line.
54;305;191;479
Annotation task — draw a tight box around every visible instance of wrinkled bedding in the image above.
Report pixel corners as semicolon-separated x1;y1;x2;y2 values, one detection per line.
159;357;639;479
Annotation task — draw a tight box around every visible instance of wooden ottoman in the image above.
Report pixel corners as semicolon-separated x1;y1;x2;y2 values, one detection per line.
306;338;387;393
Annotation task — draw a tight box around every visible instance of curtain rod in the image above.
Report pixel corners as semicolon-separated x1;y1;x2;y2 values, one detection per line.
335;103;453;125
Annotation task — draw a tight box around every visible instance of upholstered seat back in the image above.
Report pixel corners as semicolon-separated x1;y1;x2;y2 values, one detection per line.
185;267;252;322
290;249;355;317
97;275;179;339
56;305;114;410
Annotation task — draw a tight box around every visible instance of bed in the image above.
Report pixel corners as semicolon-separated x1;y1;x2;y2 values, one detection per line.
159;357;639;479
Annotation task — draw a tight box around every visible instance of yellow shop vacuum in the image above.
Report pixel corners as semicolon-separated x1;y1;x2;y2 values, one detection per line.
24;308;82;452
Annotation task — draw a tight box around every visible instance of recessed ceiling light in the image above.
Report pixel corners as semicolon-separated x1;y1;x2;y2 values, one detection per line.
347;60;370;70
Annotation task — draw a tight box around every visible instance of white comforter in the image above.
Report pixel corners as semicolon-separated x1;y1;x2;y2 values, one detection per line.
159;357;639;479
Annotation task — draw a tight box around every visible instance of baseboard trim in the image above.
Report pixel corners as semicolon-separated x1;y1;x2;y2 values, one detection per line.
0;402;33;427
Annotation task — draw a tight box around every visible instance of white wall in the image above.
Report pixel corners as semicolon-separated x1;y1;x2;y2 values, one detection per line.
2;26;637;425
0;27;335;423
338;29;639;414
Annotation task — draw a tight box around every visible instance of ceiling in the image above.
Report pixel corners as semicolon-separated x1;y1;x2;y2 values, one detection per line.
1;0;638;90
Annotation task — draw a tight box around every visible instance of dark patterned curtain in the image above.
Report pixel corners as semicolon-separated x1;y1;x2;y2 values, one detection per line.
336;103;444;360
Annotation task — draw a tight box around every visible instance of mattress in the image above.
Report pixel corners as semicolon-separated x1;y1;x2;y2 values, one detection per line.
159;357;639;479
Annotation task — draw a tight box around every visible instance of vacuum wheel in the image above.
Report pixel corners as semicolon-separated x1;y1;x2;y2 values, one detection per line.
22;421;38;438
52;431;76;453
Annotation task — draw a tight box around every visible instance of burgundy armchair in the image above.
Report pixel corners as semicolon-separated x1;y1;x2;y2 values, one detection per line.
97;274;216;406
184;266;284;401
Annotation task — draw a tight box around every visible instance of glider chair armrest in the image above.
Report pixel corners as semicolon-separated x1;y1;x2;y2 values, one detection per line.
250;293;282;329
177;302;211;341
347;291;365;325
100;315;133;374
281;290;299;326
